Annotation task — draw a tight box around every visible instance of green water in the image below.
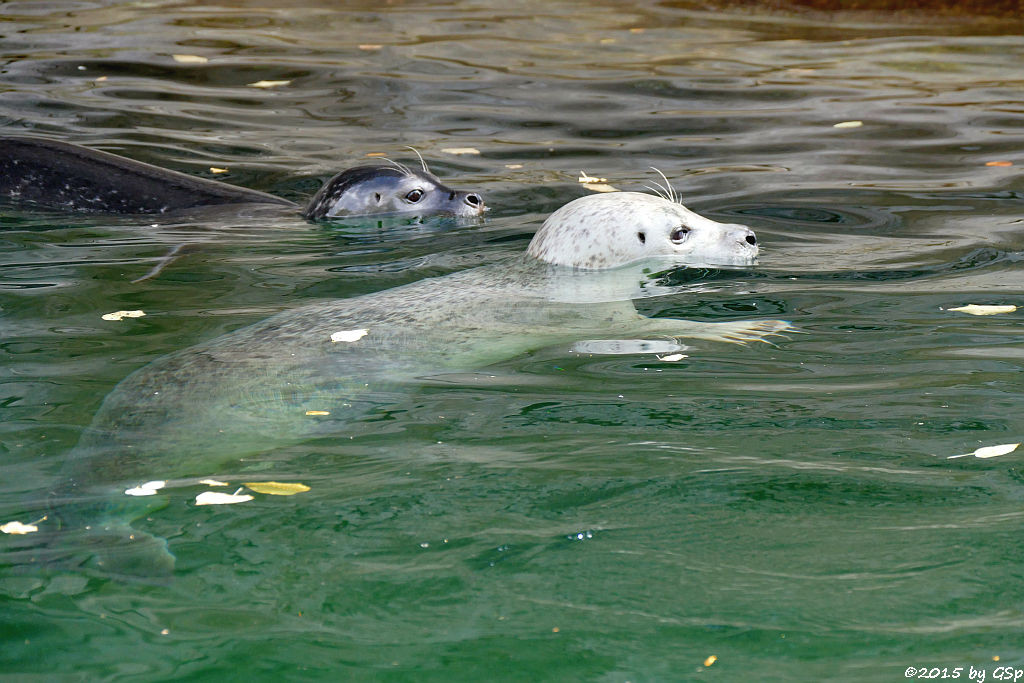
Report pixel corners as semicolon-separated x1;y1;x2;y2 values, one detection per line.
2;1;1024;680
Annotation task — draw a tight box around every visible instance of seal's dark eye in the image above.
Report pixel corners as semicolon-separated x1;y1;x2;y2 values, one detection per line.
637;232;646;244
405;189;424;203
671;227;690;243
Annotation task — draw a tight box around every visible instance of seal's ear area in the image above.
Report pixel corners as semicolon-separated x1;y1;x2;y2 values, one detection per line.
302;166;407;220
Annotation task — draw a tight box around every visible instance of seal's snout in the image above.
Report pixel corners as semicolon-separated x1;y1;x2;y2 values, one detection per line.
462;192;485;215
735;225;757;249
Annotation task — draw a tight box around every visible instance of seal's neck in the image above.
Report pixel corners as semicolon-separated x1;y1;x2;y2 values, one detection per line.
513;255;685;304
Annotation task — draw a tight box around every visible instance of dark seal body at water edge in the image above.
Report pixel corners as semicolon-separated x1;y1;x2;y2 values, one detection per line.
0;136;485;220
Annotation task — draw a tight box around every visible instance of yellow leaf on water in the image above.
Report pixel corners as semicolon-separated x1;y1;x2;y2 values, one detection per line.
305;410;330;416
441;147;481;156
578;171;608;184
172;54;208;64
833;120;863;128
365;152;387;157
657;353;688;362
247;80;291;89
209;167;228;174
1;521;39;534
985;161;1013;167
704;655;718;667
199;478;229;486
358;44;383;50
244;481;311;496
948;443;1020;459
948;304;1017;316
102;310;146;321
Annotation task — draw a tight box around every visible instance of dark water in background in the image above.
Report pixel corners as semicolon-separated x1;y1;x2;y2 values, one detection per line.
2;1;1024;680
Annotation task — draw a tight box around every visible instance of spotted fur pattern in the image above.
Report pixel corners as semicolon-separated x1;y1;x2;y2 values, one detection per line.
526;192;757;269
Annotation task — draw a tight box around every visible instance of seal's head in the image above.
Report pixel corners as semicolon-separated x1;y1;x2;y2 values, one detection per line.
303;161;484;221
526;192;757;269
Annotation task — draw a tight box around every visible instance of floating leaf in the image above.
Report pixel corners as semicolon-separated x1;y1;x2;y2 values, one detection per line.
582;183;618;193
305;410;330;416
358;44;383;50
125;480;166;496
505;163;523;169
172;54;208;64
365;152;387;157
985;161;1013;167
102;309;146;321
1;520;39;534
657;353;688;362
330;328;368;343
948;304;1017;316
199;478;229;486
948;443;1020;460
244;481;311;496
247;79;291;89
704;655;718;667
833;120;863;128
209;167;228;174
195;490;253;505
578;171;607;184
441;147;481;156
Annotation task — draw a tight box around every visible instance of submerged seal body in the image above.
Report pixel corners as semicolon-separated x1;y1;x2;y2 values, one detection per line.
0;136;484;220
53;191;787;575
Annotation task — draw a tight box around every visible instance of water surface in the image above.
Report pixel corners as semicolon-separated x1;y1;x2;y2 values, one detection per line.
2;1;1024;680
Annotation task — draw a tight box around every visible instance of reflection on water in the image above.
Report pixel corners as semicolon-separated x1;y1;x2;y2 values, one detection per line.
2;1;1024;679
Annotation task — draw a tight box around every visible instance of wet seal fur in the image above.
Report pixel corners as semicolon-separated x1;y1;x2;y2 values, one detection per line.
303;157;483;220
528;191;758;268
51;189;788;578
0;136;484;220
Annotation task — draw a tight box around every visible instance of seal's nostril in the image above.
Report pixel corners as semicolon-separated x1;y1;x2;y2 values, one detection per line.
465;193;482;207
746;234;757;246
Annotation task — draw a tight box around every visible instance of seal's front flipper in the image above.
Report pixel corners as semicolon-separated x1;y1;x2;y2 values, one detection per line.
12;523;176;584
641;318;794;345
44;486;177;581
70;523;176;582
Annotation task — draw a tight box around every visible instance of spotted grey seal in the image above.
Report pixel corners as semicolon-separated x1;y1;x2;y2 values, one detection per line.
51;189;787;576
0;136;484;219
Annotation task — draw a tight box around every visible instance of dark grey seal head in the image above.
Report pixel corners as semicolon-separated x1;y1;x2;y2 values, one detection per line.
302;162;485;221
0;136;485;222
